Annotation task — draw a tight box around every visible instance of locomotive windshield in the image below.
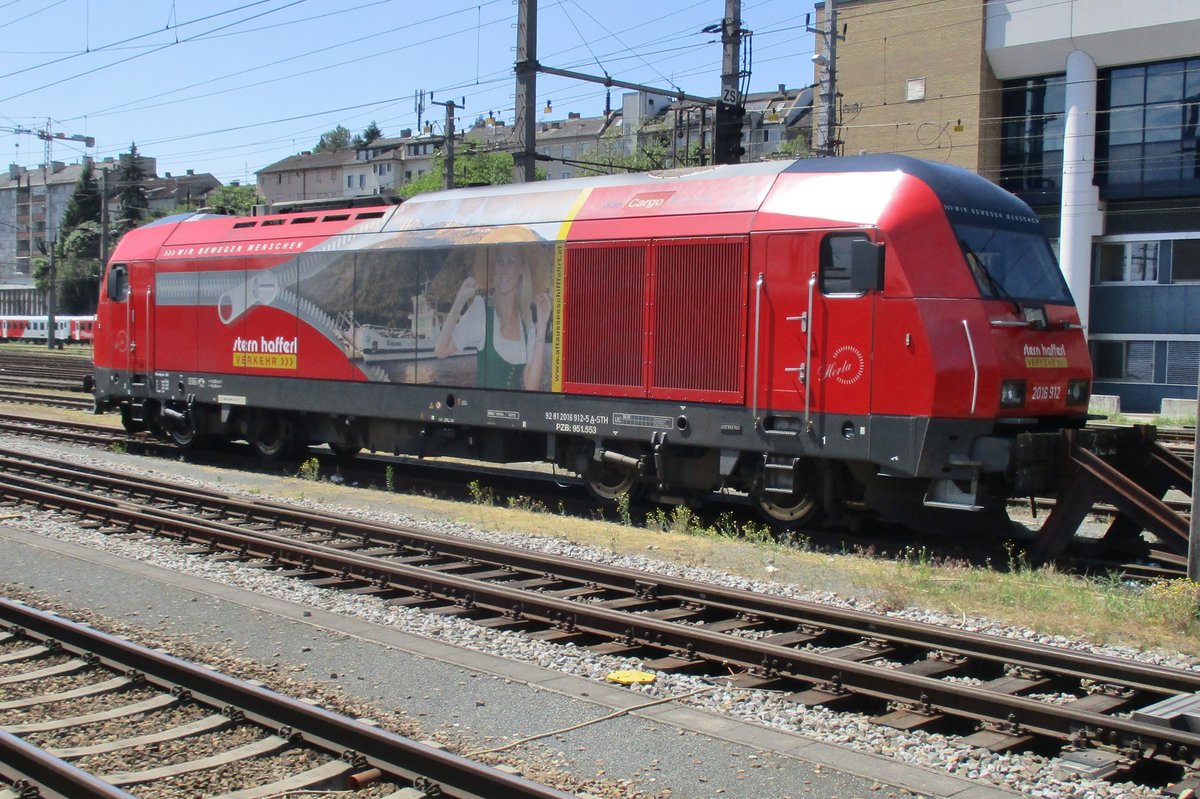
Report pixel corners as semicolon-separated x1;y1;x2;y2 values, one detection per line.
955;222;1071;305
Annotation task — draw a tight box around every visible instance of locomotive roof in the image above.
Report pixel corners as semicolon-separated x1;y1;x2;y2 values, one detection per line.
113;154;1037;261
386;153;1035;234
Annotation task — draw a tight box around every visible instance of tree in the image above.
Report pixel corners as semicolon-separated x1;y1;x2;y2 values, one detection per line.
38;161;105;314
398;146;533;198
773;133;813;160
55;222;103;314
587;118;696;174
352;121;383;148
56;161;100;243
31;221;103;314
313;125;353;153
204;184;263;216
117;142;149;229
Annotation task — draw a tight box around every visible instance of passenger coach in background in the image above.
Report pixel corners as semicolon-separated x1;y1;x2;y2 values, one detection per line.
92;155;1096;531
0;315;95;345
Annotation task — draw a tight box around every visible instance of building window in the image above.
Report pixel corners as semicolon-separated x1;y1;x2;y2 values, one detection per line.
1172;239;1200;282
347;176;353;188
999;75;1065;195
1095;241;1160;282
1166;341;1200;385
358;174;365;189
1091;339;1155;382
1099;57;1200;196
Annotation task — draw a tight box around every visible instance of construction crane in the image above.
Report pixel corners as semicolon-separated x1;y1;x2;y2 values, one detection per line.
3;122;96;349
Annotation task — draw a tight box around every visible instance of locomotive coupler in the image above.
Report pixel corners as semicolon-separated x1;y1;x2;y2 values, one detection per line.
597;448;644;472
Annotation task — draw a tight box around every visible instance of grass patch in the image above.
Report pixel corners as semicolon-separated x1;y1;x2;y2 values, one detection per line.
467;480;494;505
871;548;1200;648
1153;415;1197;428
296;457;320;481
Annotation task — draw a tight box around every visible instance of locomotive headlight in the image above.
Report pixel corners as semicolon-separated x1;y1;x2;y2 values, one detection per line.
1066;378;1090;407
999;379;1026;407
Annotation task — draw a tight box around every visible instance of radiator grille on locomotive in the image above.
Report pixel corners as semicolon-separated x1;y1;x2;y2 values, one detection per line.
561;242;647;395
649;239;746;402
562;238;747;403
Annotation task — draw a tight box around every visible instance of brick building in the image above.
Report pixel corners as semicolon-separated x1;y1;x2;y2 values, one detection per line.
815;0;1001;176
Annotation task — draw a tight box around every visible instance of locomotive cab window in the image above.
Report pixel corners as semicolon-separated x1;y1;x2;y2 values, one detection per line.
820;233;882;295
106;263;129;301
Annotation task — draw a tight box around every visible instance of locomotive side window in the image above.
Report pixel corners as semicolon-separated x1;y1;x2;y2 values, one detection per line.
820;233;870;295
106;263;129;301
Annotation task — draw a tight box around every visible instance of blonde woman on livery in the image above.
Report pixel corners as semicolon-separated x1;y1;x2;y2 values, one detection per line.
434;226;551;391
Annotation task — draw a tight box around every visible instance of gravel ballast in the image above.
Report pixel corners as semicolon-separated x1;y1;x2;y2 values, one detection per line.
2;435;1196;799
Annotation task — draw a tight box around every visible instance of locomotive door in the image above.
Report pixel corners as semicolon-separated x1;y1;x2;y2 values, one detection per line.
753;231;876;427
104;261;153;375
127;261;154;374
809;231;876;424
754;232;811;417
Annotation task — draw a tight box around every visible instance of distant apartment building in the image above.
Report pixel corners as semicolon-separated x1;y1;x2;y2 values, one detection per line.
0;152;219;303
0;161;80;284
145;169;222;214
258;89;813;205
255;150;355;205
0;153;157;285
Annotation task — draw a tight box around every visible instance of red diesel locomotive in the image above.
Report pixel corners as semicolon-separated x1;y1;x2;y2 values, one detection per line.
92;155;1092;526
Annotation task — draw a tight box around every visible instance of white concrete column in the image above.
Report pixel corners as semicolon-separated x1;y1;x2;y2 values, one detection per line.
1058;49;1104;332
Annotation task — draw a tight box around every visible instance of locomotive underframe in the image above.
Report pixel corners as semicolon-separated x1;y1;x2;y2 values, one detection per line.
94;366;1089;525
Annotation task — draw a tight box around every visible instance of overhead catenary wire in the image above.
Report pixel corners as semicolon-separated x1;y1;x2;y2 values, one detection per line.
11;0;1173;188
9;1;750;178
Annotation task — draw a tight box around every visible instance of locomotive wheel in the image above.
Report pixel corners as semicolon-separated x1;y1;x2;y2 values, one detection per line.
583;460;638;503
753;488;820;526
168;416;201;449
752;461;821;527
252;418;293;461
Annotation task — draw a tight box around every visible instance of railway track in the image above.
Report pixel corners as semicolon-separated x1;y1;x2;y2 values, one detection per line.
0;413;168;453
1;448;1199;791
0;388;95;411
0;596;577;799
0;350;93;390
0;409;1191;579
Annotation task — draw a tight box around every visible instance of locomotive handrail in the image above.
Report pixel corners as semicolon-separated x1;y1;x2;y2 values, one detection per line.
144;285;152;372
752;273;763;423
962;319;978;415
804;273;816;431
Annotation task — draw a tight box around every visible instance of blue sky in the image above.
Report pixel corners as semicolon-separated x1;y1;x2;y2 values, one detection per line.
0;0;815;185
